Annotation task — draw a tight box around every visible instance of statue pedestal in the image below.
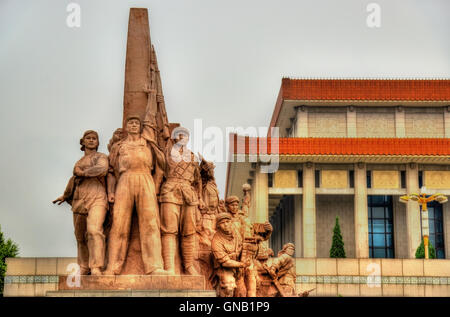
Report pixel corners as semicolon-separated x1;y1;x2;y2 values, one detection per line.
46;274;217;297
58;275;206;291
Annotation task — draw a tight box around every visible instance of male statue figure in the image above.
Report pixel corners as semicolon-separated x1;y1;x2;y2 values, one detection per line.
211;213;247;297
159;127;205;275
103;104;168;275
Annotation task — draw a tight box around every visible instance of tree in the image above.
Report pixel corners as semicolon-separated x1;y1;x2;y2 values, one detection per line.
0;225;19;296
415;239;436;259
330;216;346;258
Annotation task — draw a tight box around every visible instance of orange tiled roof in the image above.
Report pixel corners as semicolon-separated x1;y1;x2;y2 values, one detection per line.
269;78;450;130
231;135;450;156
281;78;450;101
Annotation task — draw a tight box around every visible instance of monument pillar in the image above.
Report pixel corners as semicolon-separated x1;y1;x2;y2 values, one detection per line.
122;8;152;128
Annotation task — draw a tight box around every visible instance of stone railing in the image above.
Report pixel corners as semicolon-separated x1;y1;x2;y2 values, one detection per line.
295;258;450;297
4;257;77;297
5;257;450;297
3;257;214;297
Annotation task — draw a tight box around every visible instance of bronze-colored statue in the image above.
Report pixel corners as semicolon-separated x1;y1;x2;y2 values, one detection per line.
199;155;221;240
273;243;296;296
53;130;109;276
211;213;246;297
159;127;205;275
107;128;123;152
224;189;273;297
103;107;168;275
196;155;224;288
258;243;296;297
50;9;300;297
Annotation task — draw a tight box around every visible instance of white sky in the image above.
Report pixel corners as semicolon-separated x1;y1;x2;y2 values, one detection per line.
0;0;449;257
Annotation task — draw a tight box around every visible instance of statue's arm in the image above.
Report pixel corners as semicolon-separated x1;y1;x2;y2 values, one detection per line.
212;238;244;268
53;176;75;205
81;154;109;177
193;158;205;209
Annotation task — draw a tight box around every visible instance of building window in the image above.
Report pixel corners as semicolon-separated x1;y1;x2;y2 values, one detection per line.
418;171;423;188
400;171;406;188
368;195;395;258
427;201;445;259
268;173;273;188
297;170;303;187
366;171;372;188
349;170;354;188
315;170;320;188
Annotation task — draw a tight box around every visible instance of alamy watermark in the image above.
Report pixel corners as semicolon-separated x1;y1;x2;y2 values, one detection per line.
366;3;381;28
66;263;81;287
366;262;381;288
66;2;81;28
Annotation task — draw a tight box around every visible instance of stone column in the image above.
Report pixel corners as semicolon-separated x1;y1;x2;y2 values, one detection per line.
406;163;422;258
293;195;303;257
302;163;316;258
354;163;369;258
395;106;406;137
444;107;450;138
253;166;269;223
294;106;308;137
443;202;450;259
347;106;357;137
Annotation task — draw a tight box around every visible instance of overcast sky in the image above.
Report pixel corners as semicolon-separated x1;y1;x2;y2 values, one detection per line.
0;0;449;257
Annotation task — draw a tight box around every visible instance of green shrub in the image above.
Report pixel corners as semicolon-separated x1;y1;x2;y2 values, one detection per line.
330;216;346;258
0;225;19;296
415;239;436;259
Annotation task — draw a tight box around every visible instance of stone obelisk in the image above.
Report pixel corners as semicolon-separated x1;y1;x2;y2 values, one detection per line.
122;8;152;128
119;8;152;275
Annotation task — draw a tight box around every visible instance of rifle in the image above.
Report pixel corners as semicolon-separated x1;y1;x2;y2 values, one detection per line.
299;288;316;297
262;263;288;297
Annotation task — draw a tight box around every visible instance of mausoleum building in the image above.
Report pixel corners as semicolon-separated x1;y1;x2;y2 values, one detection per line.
227;78;450;260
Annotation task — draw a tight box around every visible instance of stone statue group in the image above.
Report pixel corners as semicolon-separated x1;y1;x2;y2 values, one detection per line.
52;45;299;297
53;121;297;296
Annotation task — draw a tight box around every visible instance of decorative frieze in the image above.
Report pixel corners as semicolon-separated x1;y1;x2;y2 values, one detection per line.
5;275;59;284
296;275;450;285
321;170;348;189
372;171;399;189
424;171;450;189
273;170;298;188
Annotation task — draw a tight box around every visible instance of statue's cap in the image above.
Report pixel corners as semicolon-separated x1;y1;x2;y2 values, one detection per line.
82;130;98;139
171;126;190;139
126;115;142;122
225;196;239;205
216;213;232;225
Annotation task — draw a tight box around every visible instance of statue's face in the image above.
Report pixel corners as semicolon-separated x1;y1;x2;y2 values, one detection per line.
207;164;215;178
218;219;232;235
286;246;295;257
226;201;239;214
113;129;123;141
83;133;98;150
175;132;189;146
126;119;141;134
218;273;236;297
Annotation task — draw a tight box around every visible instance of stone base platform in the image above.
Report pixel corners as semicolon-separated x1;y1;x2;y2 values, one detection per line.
46;289;216;297
58;275;206;291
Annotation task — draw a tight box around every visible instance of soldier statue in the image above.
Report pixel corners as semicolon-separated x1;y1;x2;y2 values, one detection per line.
159;127;205;275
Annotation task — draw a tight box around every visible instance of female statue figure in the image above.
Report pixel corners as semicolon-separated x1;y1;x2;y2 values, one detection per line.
53;130;109;275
